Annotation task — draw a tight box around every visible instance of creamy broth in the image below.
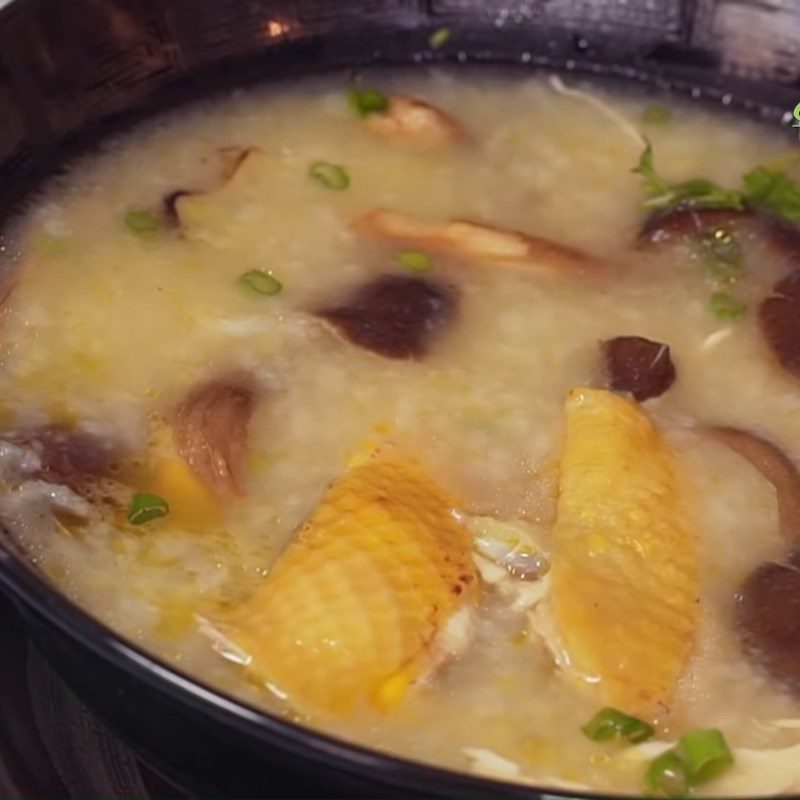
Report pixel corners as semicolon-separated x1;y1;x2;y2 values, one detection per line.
1;70;800;796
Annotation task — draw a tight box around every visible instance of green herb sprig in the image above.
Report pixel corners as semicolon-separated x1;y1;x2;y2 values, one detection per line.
633;143;800;225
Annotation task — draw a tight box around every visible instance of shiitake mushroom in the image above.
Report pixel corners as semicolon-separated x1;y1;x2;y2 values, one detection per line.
637;207;751;247
316;275;457;360
759;268;800;381
602;335;676;401
736;556;800;697
172;371;260;497
708;426;800;697
637;206;800;264
8;425;123;497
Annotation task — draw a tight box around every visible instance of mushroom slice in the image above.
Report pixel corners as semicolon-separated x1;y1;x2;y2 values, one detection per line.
216;145;259;181
364;95;468;148
638;206;800;266
217;445;478;715
760;268;800;380
316;275;456;360
169;148;266;238
705;426;800;696
602;336;676;402
637;207;751;246
172;371;260;497
162;189;194;228
736;558;800;698
162;146;261;228
547;388;699;717
704;426;800;545
355;209;604;275
6;425;124;501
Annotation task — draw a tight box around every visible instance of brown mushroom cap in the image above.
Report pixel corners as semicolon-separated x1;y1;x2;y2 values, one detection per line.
637;207;751;247
602;336;676;402
706;425;800;696
639;205;800;267
172;371;260;497
316;275;457;360
736;558;800;697
7;425;124;500
759;268;800;380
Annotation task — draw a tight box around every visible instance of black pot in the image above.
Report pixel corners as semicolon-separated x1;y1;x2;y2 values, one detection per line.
0;1;797;796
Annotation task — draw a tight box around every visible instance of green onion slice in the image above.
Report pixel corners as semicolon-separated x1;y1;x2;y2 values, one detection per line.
309;161;350;191
678;728;733;785
642;104;672;125
428;27;451;49
645;749;689;798
396;249;433;272
582;707;655;744
709;291;746;321
238;270;282;296
348;86;389;118
128;492;169;525
124;209;161;236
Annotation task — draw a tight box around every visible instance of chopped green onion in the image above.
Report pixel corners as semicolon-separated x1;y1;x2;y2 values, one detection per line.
124;209;161;236
309;161;350;191
428;27;451;49
348;86;389;118
642;104;672;125
396;249;433;272
645;749;689;798
238;269;282;296
644;729;734;797
582;707;655;744
128;492;169;525
709;291;746;321
678;728;733;785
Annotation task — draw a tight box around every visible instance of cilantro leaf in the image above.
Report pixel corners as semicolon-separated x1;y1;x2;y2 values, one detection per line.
632;142;671;197
632;144;743;212
742;166;800;221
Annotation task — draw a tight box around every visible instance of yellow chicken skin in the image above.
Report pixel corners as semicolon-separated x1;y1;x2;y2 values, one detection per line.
549;388;699;719
221;446;478;716
142;422;222;528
